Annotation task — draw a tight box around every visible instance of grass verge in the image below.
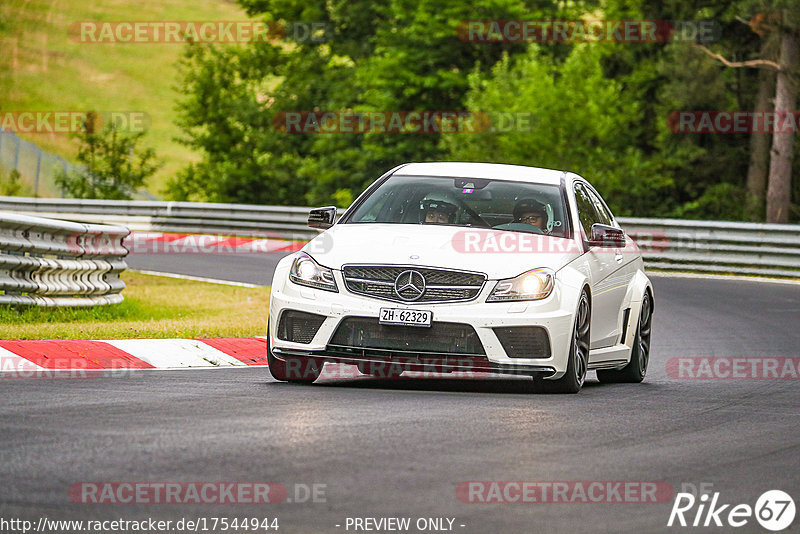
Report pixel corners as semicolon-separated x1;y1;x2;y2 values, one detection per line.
0;0;251;196
0;272;269;340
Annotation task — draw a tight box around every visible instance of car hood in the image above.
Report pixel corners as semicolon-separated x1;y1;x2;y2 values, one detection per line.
302;223;582;279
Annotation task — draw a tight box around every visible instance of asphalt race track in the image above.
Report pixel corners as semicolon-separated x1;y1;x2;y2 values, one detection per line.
126;250;283;286
2;251;799;533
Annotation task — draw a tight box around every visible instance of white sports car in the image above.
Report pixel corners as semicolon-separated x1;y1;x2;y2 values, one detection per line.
267;162;653;393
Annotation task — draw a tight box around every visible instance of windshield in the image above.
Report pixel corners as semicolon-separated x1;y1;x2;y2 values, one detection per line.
344;174;571;238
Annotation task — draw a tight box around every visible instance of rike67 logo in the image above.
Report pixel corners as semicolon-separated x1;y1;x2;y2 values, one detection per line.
668;487;796;531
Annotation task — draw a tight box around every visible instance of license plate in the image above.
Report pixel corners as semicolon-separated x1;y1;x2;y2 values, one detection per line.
379;307;433;327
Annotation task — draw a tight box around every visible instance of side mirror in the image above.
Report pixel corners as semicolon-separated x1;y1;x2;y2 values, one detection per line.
308;206;337;230
588;223;626;248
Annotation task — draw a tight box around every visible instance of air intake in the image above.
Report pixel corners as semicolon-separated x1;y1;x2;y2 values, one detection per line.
277;310;327;344
493;326;551;359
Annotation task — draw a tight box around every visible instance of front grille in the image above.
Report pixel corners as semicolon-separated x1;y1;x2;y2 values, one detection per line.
329;317;485;355
342;265;485;303
277;310;327;344
493;326;551;359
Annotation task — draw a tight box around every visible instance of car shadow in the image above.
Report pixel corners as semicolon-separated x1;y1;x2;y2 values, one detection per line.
266;374;608;395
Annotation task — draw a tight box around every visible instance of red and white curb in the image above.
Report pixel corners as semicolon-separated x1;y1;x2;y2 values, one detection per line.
0;337;269;375
124;232;307;255
0;338;515;380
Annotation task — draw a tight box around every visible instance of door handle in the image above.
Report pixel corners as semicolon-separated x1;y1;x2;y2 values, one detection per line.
615;253;623;263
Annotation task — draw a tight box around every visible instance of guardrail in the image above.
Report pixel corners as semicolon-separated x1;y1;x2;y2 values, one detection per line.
0;212;129;306
620;218;800;278
0;197;319;239
1;196;798;278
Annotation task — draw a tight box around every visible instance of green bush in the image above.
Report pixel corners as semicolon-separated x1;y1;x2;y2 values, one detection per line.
56;112;160;200
0;169;32;196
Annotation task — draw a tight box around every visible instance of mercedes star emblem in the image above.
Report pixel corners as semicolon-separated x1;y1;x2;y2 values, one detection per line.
394;270;426;301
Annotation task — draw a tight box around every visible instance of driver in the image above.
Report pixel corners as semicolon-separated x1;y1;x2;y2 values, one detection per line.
421;199;457;224
513;199;548;230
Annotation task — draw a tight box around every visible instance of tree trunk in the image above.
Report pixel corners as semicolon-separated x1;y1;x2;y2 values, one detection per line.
746;65;776;221
766;30;799;223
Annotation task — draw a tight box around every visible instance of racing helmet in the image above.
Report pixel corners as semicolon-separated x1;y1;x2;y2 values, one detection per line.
419;198;457;224
513;198;554;232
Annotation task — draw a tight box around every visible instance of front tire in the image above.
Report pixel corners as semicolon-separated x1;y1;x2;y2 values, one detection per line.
536;290;590;394
267;329;322;384
597;291;652;384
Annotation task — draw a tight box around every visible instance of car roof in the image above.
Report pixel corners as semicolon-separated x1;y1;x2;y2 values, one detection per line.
393;162;567;185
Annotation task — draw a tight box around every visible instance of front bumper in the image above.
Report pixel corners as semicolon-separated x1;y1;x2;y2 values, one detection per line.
268;269;576;379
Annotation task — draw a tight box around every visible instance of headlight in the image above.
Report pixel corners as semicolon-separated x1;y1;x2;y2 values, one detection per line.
486;268;554;302
289;252;338;292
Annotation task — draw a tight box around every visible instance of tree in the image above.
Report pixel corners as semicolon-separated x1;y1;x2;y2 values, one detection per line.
441;44;672;217
56;112;160;200
746;59;777;221
692;1;800;222
765;17;799;222
170;0;796;221
171;0;581;206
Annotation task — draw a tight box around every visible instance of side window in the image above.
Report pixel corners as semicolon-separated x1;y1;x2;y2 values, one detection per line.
355;188;394;222
573;183;600;238
586;188;613;226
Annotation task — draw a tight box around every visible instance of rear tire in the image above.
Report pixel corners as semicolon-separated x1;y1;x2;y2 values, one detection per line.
597;291;652;384
536;290;590;394
267;329;322;384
